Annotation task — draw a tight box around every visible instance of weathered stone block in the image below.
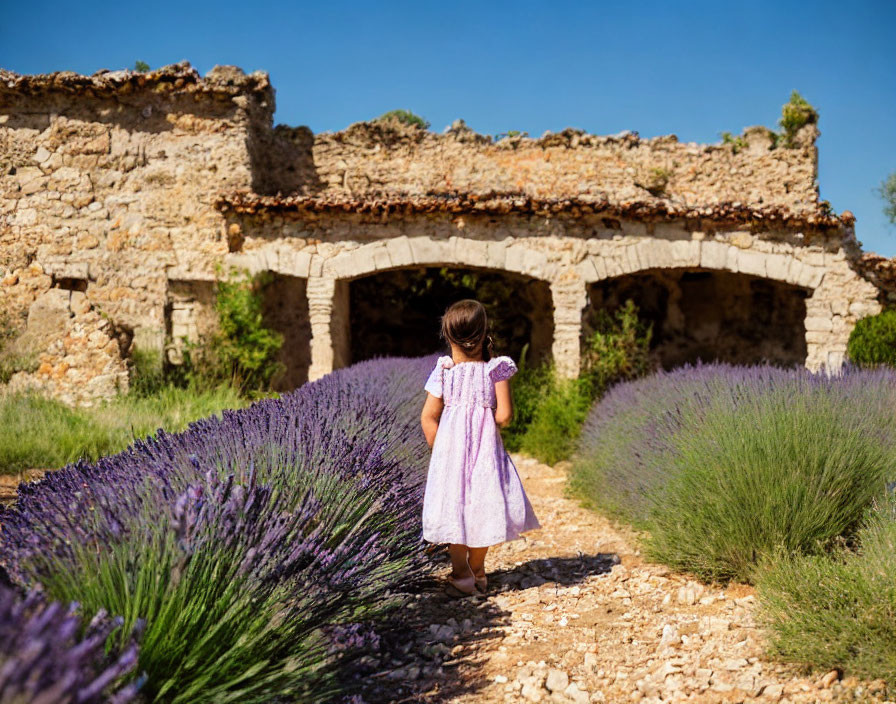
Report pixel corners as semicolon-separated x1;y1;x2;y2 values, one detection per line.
522;248;546;278
485;240;507;270
577;258;599;281
725;245;740;273
796;264;824;289
670;239;700;268
455;238;490;269
504;246;525;274
765;253;790;282
385;236;414;267
805;316;834;332
737;250;767;277
369;248;390;272
700;241;727;270
409;236;449;265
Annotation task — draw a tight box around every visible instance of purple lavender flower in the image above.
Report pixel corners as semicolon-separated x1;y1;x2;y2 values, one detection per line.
0;585;141;703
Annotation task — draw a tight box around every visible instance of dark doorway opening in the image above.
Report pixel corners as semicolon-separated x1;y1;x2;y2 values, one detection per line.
348;267;554;366
584;268;809;368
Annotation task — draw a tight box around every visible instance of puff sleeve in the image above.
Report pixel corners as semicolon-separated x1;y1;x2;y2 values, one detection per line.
487;355;518;383
424;355;454;397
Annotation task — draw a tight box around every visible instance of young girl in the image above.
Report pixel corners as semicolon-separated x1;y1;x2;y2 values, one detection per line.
420;299;541;597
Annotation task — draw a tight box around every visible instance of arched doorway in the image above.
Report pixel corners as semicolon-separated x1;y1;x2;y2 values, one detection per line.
347;267;554;366
584;268;810;368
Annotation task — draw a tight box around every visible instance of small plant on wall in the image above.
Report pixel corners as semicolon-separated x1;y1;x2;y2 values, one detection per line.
374;110;430;129
720;131;748;153
774;90;818;148
718;91;818;151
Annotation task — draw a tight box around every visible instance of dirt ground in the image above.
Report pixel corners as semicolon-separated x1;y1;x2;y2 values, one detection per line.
354;455;892;704
0;470;44;505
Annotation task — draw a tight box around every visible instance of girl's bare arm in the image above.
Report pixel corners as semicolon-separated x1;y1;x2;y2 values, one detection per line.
494;379;513;428
421;393;444;449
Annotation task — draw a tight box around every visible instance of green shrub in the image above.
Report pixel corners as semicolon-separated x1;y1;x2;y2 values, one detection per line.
506;300;652;464
519;372;592;465
502;344;552;453
645;378;896;583
580;299;653;401
847;308;896;368
129;346;167;396
374;110;429;129
182;270;284;395
757;495;896;686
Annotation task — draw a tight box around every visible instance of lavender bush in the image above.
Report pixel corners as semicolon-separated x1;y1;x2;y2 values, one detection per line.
0;585;141;703
570;364;797;525
571;363;896;582
0;355;438;702
757;493;896;687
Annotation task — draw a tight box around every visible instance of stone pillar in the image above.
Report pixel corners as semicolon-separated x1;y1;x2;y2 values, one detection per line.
307;276;350;381
550;279;588;378
802;264;881;373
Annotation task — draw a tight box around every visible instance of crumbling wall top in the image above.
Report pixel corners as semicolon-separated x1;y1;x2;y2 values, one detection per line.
0;61;272;103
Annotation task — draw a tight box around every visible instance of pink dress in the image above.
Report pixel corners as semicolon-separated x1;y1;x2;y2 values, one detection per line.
422;355;541;548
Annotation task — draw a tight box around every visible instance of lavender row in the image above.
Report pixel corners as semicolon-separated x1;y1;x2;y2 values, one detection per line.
571;362;896;582
0;354;439;702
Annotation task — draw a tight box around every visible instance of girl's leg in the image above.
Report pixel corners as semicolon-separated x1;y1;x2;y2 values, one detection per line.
448;543;474;579
467;546;489;580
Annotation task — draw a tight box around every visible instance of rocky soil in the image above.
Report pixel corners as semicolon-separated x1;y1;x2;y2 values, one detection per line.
0;470;44;505
355;454;892;704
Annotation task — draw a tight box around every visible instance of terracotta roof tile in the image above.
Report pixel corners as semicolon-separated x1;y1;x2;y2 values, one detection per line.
215;189;848;230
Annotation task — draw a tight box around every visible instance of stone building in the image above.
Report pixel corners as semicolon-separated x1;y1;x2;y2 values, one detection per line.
1;62;893;405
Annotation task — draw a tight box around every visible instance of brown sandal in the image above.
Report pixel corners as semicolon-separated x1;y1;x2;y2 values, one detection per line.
444;575;477;598
474;576;488;594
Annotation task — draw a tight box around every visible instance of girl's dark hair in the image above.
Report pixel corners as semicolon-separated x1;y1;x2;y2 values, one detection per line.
440;299;494;361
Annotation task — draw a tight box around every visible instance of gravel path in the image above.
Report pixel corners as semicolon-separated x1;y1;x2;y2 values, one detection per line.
355;454;892;704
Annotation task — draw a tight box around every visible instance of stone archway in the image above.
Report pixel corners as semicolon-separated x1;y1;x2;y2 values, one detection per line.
226;236;577;380
575;237;882;373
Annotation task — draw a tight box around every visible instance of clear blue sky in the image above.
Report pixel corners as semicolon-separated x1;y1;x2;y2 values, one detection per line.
3;0;894;254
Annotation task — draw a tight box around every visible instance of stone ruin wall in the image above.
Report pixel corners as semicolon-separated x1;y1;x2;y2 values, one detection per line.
0;63;286;403
306;119;823;212
0;62;892;404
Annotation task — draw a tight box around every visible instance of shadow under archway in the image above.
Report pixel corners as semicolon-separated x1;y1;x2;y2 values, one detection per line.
584;268;810;369
347;267;554;366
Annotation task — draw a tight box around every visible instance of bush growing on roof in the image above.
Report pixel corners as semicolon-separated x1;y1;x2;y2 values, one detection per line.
374;110;430;130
